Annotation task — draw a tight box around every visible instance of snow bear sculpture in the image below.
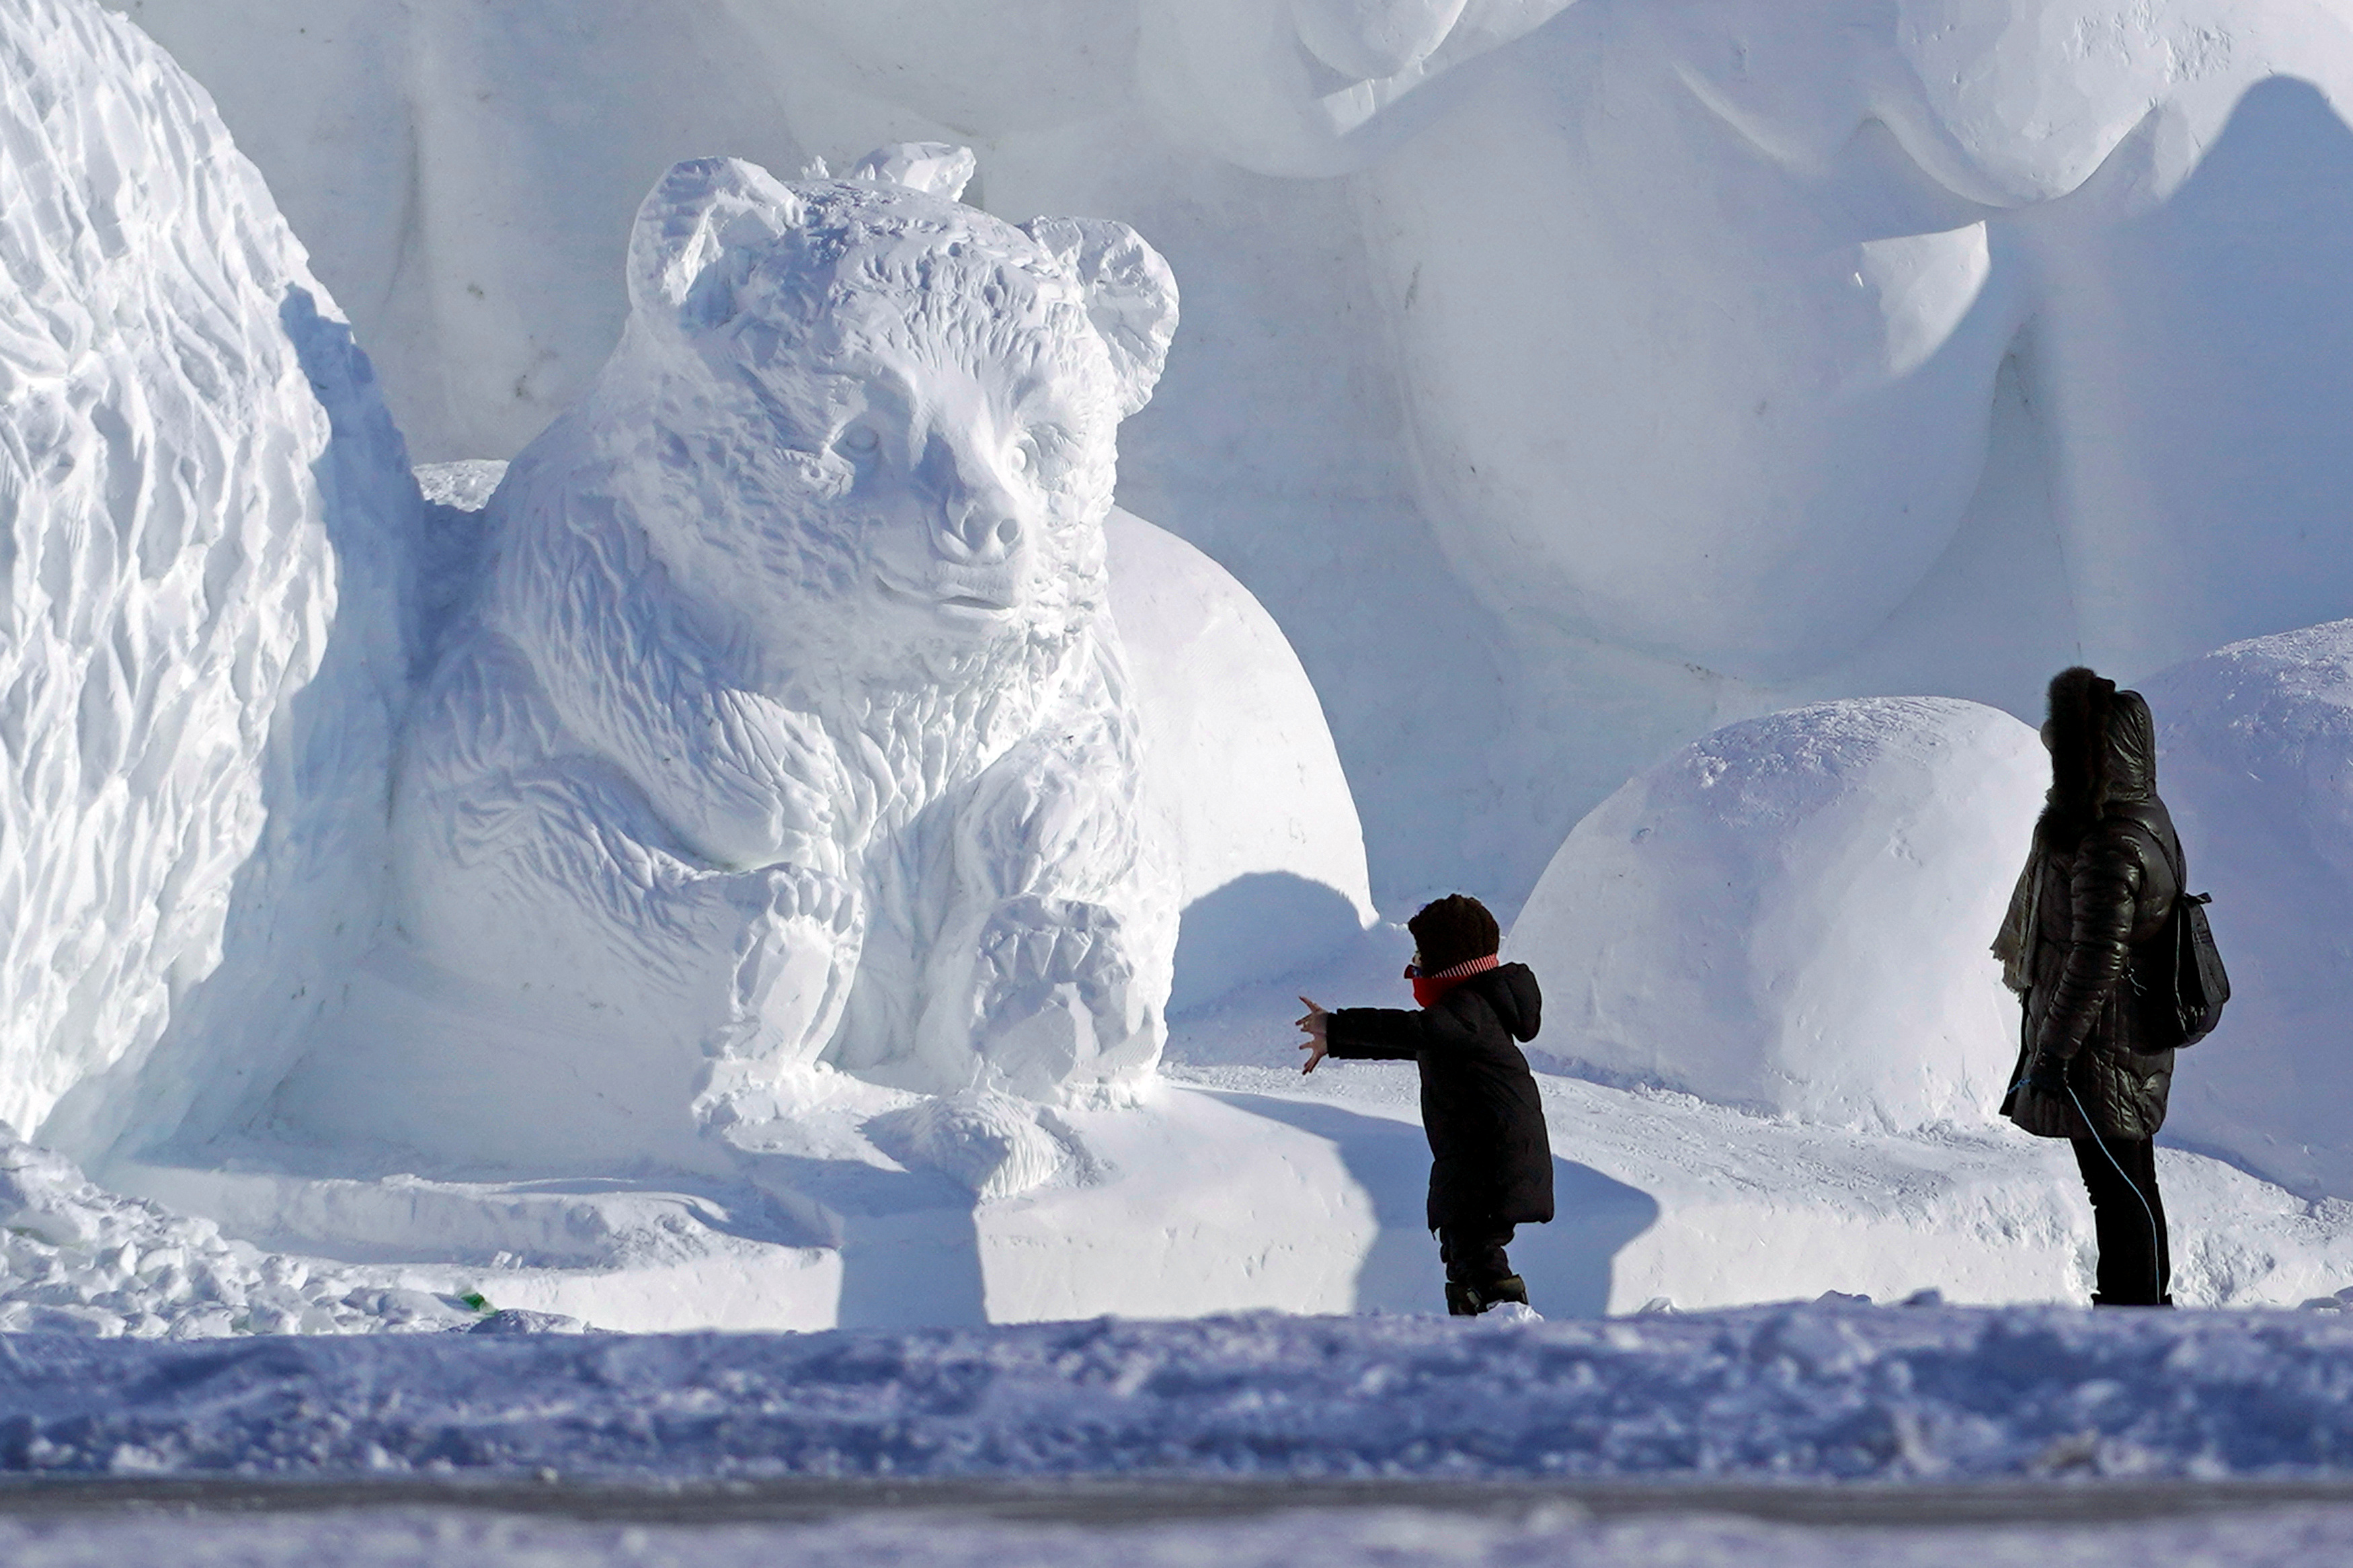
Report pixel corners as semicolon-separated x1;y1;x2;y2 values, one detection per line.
289;155;1181;1170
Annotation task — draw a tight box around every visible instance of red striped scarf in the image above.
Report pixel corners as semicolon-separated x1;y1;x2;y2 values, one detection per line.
1412;952;1499;1008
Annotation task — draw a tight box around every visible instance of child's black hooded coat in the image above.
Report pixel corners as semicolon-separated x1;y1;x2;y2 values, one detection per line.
1326;964;1555;1230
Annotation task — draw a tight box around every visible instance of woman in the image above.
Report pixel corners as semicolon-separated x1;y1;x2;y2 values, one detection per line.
1995;667;2186;1307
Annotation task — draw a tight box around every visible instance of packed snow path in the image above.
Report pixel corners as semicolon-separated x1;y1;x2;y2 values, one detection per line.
5;1488;2353;1568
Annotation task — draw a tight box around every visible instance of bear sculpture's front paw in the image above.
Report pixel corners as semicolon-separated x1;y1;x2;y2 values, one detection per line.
967;895;1148;1096
705;863;861;1071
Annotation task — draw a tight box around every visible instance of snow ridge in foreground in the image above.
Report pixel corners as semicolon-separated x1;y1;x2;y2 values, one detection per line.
4;1305;2353;1481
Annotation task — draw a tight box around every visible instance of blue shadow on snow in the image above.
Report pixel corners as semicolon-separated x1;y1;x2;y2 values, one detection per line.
1207;1091;1658;1318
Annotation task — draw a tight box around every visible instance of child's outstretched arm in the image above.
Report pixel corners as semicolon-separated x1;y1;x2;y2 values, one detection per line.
1300;996;1431;1072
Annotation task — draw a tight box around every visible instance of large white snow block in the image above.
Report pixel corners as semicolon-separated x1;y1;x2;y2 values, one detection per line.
0;0;413;1161
1105;509;1373;1009
1507;697;2044;1130
2140;620;2353;1200
274;154;1183;1175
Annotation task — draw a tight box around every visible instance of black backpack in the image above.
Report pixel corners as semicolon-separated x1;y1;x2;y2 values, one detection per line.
2120;812;2231;1048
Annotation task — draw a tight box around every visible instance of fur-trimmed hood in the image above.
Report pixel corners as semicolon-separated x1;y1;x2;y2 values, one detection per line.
2041;666;2156;844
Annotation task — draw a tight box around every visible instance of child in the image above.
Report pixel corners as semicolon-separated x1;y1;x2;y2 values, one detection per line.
1297;894;1554;1316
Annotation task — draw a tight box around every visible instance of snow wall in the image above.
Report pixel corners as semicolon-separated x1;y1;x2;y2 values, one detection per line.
0;0;415;1167
2141;622;2353;1200
1506;698;2045;1132
108;0;2353;915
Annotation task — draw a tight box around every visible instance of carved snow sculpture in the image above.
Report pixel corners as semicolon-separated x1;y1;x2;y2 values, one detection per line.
0;0;413;1163
274;155;1181;1172
1338;0;2353;860
125;0;2353;917
1507;698;2044;1132
396;465;1375;1022
1140;0;1580;175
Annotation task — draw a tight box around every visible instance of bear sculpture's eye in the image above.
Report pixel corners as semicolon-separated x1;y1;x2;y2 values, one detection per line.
1015;427;1074;482
838;423;881;458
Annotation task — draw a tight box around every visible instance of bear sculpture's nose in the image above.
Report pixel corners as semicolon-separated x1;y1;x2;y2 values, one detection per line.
941;496;1023;564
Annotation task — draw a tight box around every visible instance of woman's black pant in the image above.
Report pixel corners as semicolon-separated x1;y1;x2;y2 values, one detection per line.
2071;1136;2171;1305
1437;1222;1516;1288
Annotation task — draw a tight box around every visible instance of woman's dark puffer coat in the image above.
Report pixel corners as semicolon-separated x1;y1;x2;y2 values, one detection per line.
1326;964;1555;1229
1995;681;2183;1141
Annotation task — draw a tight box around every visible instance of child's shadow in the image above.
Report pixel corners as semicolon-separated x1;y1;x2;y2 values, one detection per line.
1210;1092;1659;1317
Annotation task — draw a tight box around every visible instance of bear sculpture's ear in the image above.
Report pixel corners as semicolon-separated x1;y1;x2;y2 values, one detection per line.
1021;217;1179;419
628;157;805;330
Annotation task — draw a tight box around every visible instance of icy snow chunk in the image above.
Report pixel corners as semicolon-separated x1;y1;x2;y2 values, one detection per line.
0;0;412;1161
414;460;508;514
1509;697;2044;1130
844;142;976;201
469;1308;590;1335
273;155;1181;1175
2141;619;2353;1198
0;1126;422;1339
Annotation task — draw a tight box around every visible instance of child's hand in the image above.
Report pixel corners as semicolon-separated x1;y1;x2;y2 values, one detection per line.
1296;996;1330;1074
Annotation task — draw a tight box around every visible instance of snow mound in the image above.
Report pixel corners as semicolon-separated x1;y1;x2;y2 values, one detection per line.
0;0;413;1165
1106;510;1374;1009
7;1302;2353;1479
2141;620;2353;1198
1507;698;2045;1130
865;1091;1068;1201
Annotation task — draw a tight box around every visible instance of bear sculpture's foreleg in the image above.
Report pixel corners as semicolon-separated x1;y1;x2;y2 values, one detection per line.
393;665;867;1111
910;647;1175;1098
